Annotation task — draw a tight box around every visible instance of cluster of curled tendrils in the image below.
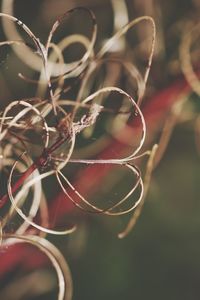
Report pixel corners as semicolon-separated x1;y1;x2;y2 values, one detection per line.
0;5;156;300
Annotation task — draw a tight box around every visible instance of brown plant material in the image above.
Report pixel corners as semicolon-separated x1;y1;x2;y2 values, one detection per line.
0;4;157;299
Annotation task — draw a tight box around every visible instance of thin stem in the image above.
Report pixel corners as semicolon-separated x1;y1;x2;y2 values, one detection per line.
0;135;67;209
0;163;36;208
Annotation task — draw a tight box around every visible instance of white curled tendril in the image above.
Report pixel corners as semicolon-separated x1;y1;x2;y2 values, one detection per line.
2;234;73;300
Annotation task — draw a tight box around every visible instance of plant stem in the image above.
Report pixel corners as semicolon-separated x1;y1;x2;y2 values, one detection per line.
0;135;67;209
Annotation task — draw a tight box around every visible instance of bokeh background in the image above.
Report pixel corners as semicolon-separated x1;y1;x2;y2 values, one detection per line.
1;1;200;300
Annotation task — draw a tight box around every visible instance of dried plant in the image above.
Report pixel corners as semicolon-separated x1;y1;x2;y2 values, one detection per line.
0;4;158;299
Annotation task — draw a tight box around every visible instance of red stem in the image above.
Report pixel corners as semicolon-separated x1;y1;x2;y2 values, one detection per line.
0;135;67;208
0;163;37;208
